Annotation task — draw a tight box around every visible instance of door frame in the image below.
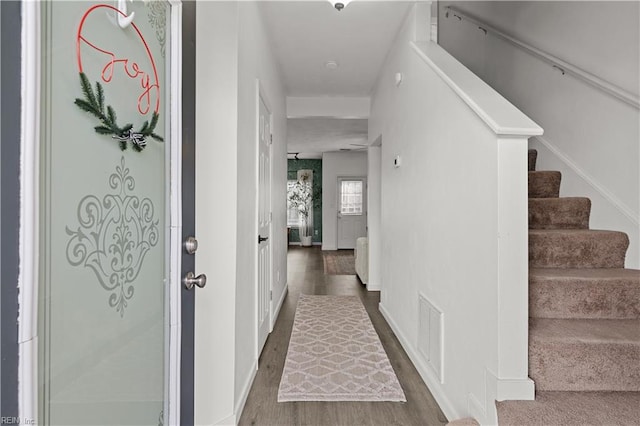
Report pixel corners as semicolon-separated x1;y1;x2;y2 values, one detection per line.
18;1;184;423
179;1;196;425
1;0;23;420
254;79;273;361
336;176;368;249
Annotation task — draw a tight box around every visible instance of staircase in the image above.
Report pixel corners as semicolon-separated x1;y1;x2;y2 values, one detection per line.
496;149;640;425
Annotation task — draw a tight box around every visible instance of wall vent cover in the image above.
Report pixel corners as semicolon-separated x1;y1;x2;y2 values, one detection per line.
418;293;444;383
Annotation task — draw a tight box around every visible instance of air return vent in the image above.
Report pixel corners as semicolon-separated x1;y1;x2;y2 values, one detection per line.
418;293;444;383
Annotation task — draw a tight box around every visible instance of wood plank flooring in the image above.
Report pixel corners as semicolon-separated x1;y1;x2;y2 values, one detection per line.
238;247;448;426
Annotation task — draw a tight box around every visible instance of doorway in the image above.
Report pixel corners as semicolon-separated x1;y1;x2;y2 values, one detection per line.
20;2;193;424
337;177;367;249
256;89;273;357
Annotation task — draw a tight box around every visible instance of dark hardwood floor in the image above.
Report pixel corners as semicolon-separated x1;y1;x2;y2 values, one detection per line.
238;246;448;426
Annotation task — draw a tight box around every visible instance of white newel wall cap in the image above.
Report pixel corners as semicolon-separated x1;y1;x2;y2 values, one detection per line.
411;41;544;138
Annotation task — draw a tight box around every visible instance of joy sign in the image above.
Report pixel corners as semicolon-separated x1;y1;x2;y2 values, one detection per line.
74;3;163;151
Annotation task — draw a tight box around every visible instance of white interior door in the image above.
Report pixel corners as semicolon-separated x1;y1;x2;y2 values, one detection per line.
337;177;367;249
257;94;272;356
34;2;183;424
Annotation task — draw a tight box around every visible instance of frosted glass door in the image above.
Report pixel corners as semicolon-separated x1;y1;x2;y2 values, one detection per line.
38;1;172;424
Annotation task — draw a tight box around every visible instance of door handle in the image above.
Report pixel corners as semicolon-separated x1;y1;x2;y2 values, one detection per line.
184;236;198;254
184;272;207;290
258;235;269;244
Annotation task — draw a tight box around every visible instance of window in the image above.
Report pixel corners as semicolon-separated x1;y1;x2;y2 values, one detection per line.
340;180;363;215
287;180;300;226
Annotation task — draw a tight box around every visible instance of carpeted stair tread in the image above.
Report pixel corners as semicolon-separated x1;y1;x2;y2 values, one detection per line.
529;229;629;268
529;318;640;391
522;145;638;414
528;149;537;172
496;391;640;426
529;171;561;198
528;197;591;229
531;318;640;343
530;268;640;319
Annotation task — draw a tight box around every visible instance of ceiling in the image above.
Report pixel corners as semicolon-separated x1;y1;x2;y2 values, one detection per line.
287;118;368;158
260;1;414;97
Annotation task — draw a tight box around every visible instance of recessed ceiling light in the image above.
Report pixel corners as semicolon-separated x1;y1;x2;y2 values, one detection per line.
325;61;339;70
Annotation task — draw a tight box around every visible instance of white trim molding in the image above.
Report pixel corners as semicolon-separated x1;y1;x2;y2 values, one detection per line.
167;1;184;425
232;360;258;426
468;369;534;425
19;1;41;422
410;41;543;137
271;284;288;331
213;359;258;426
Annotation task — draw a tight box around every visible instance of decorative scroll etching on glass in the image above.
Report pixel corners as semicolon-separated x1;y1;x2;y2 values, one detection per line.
146;0;167;58
66;157;159;317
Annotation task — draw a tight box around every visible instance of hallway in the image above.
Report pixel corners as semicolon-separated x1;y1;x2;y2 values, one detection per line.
239;247;447;425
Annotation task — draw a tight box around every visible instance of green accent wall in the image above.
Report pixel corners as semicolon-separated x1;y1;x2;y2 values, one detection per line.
288;159;322;243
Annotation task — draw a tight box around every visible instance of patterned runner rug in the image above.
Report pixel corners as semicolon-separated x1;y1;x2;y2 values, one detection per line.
322;250;356;275
277;295;406;402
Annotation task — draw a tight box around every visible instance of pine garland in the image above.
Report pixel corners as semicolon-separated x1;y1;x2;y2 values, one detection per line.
74;72;163;151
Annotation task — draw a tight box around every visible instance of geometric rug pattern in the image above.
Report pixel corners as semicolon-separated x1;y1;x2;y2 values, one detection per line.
278;295;406;402
322;250;356;275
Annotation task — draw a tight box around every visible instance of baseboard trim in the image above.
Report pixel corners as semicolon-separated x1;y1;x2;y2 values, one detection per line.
366;283;381;292
214;414;235;426
288;242;322;246
228;359;258;425
533;135;638;226
467;392;487;425
271;284;288;331
379;302;459;421
491;371;535;401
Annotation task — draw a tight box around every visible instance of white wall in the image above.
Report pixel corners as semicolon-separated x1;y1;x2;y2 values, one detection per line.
439;1;640;268
195;3;238;424
286;96;370;118
369;5;541;424
321;151;368;251
195;2;287;424
235;0;288;418
367;145;382;291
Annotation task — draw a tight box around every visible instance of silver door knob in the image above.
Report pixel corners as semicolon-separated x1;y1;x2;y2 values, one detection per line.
184;272;207;290
185;236;198;254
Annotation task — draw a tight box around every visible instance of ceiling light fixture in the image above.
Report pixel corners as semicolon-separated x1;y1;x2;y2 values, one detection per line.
325;60;339;70
329;0;352;11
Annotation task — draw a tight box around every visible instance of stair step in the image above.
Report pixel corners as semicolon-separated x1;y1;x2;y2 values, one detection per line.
497;391;640;425
529;198;590;230
529;229;629;268
529;318;640;391
530;268;640;319
528;149;537;172
529;171;561;198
